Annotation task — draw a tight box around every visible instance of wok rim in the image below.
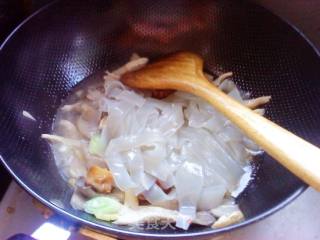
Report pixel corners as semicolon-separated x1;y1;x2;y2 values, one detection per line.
0;0;315;238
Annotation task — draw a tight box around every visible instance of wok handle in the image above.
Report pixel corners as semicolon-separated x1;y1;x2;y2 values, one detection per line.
79;228;118;240
192;80;320;191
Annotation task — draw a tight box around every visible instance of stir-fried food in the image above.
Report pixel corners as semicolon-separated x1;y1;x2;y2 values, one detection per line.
42;53;270;230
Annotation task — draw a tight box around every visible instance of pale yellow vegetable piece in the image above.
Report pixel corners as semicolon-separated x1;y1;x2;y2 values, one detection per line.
212;210;244;228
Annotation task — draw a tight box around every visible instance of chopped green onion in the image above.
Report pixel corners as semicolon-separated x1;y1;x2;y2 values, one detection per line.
84;196;123;221
89;134;106;156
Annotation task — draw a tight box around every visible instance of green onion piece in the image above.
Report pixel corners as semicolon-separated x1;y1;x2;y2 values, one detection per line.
89;134;106;156
84;196;123;221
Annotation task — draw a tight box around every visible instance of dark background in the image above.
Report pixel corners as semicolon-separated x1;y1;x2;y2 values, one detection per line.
0;0;319;200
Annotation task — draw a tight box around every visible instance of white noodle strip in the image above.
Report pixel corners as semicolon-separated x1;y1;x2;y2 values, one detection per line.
142;183;175;204
106;153;137;191
231;166;252;198
127;150;155;194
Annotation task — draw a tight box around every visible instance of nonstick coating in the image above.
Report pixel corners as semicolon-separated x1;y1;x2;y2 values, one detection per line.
1;0;320;239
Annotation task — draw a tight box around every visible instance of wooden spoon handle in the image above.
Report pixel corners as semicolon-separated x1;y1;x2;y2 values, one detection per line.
188;81;320;191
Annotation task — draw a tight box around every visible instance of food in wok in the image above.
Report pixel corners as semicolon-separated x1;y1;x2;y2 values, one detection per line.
42;53;270;230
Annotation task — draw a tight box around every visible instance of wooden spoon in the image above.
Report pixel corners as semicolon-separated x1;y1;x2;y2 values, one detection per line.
122;51;320;191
